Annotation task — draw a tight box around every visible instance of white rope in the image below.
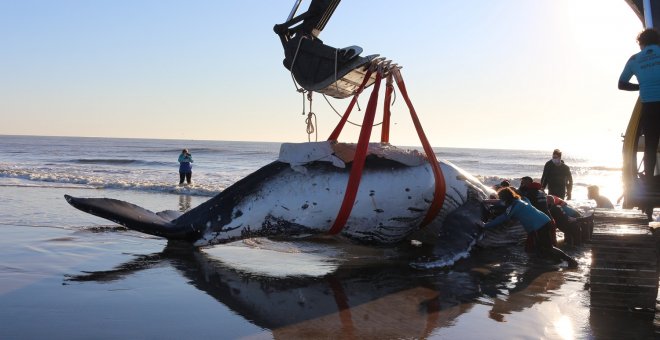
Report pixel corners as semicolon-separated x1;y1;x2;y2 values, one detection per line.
300;89;307;115
334;48;340;94
322;94;384;127
305;111;317;142
305;92;318;142
289;36;307;93
287;36;311;118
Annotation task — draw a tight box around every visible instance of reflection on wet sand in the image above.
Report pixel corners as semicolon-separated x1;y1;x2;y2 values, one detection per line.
488;266;566;322
178;194;191;212
65;242;581;338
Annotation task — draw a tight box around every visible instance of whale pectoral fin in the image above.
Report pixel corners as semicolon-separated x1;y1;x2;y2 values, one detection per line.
64;195;199;241
411;201;484;268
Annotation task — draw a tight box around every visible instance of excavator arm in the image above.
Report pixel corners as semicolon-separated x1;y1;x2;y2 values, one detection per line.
274;0;378;99
273;0;339;45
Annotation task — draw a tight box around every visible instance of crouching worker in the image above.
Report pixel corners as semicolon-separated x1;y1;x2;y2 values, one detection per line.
547;195;594;245
547;198;582;246
483;187;578;268
587;185;614;209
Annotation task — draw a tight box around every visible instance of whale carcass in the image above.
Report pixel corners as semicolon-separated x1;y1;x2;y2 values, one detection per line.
65;142;508;256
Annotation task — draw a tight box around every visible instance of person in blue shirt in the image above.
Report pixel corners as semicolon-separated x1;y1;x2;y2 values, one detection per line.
178;149;193;185
619;28;660;180
483;187;578;268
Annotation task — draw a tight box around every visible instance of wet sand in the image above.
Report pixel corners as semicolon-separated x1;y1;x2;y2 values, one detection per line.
0;185;657;339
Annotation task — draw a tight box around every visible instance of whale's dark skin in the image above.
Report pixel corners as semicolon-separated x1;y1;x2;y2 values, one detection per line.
66;155;495;252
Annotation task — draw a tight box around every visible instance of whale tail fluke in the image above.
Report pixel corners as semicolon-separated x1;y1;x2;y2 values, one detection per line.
64;195;202;242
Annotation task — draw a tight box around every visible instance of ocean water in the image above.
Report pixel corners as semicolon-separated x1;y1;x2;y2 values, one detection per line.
2;135;657;339
0;135;624;203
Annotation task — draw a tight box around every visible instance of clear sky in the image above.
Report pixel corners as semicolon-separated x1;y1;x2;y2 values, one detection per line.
0;0;645;153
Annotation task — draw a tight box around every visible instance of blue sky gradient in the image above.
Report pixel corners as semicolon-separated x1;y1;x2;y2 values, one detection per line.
0;0;645;153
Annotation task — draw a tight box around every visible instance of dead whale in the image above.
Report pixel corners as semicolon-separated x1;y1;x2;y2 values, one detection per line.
65;143;499;256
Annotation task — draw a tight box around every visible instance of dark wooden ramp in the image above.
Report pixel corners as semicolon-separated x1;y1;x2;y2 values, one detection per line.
587;208;659;337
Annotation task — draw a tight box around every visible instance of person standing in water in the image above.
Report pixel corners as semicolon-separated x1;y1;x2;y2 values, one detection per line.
178;149;193;185
483;187;578;268
541;149;573;200
619;28;660;181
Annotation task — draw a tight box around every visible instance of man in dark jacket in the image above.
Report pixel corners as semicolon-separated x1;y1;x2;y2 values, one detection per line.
541;149;573;200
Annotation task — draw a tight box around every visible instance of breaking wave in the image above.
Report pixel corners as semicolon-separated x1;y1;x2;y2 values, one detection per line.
0;167;222;197
69;159;172;167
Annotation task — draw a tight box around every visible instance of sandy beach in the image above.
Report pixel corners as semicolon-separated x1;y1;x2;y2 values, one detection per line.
1;182;657;339
0;136;656;339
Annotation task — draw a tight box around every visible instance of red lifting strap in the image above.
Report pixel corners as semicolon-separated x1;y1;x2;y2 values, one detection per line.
380;74;393;143
328;68;375;141
393;69;446;227
328;71;383;235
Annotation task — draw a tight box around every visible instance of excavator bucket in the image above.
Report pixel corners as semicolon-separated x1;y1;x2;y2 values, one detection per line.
282;36;378;98
274;0;378;99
